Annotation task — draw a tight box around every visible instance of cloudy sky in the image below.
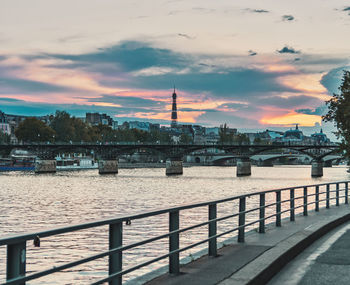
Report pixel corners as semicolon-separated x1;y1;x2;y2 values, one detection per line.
0;0;350;136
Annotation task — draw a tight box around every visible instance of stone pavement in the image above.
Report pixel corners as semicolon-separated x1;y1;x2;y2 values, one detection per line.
144;204;350;285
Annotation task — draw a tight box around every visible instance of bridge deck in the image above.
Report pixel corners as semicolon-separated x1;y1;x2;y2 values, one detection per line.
144;205;350;285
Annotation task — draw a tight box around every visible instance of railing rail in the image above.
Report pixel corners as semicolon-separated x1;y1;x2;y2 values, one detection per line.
1;180;350;285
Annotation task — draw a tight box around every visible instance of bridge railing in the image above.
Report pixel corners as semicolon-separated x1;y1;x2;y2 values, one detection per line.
1;181;349;285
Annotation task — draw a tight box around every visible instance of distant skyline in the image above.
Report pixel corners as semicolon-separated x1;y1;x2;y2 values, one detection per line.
1;0;350;138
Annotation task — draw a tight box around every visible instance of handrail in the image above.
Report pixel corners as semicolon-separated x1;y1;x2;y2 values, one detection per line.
1;180;349;285
1;180;348;245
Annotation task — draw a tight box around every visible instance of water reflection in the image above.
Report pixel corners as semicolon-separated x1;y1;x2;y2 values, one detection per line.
0;166;349;283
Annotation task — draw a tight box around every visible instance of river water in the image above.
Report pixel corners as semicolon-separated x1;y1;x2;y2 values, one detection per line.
1;166;349;284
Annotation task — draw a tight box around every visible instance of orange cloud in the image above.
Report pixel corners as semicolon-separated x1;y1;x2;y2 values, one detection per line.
278;73;329;98
260;112;322;126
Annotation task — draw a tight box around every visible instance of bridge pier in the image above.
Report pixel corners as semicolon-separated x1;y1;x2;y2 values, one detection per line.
35;159;57;173
237;158;251;176
311;161;323;177
98;159;118;174
166;159;183;175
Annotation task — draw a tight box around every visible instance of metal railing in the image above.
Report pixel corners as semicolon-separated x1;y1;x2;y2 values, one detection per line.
1;181;349;285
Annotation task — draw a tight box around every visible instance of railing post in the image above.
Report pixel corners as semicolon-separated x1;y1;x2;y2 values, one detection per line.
276;191;281;227
208;203;217;257
346;182;349;205
7;241;26;285
290;188;295;222
326;184;330;209
303;187;308;216
315;186;319;212
238;197;246;243
259;193;265;233
169;210;180;274
109;222;122;285
336;183;340;206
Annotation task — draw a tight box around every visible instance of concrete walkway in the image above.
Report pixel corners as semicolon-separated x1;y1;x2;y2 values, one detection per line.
146;205;350;285
269;221;350;285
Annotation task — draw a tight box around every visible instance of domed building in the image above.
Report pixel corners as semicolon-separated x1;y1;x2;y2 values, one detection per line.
311;129;330;144
282;124;303;142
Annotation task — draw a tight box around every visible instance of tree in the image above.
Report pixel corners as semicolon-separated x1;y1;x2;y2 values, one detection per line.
179;133;193;144
253;137;262;145
234;133;250;145
50;111;75;142
0;132;10;144
323;70;350;158
71;117;91;142
219;123;235;144
15;117;55;143
219;123;230;144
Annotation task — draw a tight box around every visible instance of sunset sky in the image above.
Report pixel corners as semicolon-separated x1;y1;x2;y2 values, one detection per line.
1;0;350;136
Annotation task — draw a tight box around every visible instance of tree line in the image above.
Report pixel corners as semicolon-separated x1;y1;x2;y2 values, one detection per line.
14;111;173;144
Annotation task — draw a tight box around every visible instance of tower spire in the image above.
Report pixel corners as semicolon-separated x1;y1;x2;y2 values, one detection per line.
171;87;178;128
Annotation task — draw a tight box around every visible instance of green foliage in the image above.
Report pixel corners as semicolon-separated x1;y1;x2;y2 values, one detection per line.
12;110;182;144
219;123;232;144
323;70;350;158
15;117;55;143
50;111;75;142
253;137;262;144
0;132;10;144
234;133;250;145
179;133;193;144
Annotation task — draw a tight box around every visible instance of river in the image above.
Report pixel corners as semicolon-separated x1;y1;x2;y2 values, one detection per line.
1;166;349;284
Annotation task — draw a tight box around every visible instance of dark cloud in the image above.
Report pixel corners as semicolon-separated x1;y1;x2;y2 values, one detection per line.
277;46;300;54
0;77;71;93
58;34;85;43
87;94;166;108
3;41;324;126
198;63;217;68
246;8;269;13
0;97;22;102
295;106;327;116
178;33;195;40
47;41;190;72
44;41;297;98
0;97;164;119
292;55;348;71
320;66;350;94
248;50;257;56
282;15;294;21
126;69;298;98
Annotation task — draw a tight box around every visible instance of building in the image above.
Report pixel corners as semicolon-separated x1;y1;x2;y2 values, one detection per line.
86;113;101;125
311;129;330;144
283;125;304;142
0;111;10;135
112;121;119;130
86;113;114;126
129;121;150;132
